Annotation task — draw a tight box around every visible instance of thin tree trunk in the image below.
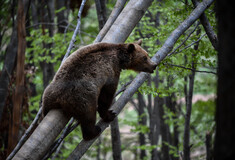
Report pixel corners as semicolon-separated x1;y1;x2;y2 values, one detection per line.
159;96;170;160
183;27;200;160
95;0;107;30
165;77;179;160
7;0;26;155
111;117;122;160
0;28;17;121
40;0;55;89
150;70;161;160
183;69;195;160
137;92;147;159
205;132;212;160
192;0;218;50
56;0;68;33
214;0;235;159
96;137;101;160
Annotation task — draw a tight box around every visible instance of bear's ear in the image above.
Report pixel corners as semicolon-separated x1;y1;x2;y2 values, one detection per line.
127;44;135;53
135;39;142;46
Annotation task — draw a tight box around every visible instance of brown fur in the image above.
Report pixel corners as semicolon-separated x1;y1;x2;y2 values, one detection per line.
42;40;157;140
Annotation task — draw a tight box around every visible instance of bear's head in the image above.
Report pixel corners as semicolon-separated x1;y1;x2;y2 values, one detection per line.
121;40;157;73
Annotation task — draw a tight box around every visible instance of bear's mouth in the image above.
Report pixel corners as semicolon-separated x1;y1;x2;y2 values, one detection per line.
144;64;157;73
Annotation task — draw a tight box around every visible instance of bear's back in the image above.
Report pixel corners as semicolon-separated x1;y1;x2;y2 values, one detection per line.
53;43;122;81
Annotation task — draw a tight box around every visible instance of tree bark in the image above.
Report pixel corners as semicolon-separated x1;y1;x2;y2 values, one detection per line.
137;92;147;159
7;0;26;154
40;0;55;89
183;27;200;160
149;71;161;160
111;117;122;160
0;28;17;121
12;110;69;160
56;0;68;33
214;0;235;159
159;97;170;160
94;0;127;42
192;0;218;50
95;0;107;30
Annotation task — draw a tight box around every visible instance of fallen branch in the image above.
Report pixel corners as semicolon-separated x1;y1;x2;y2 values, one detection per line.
67;0;214;159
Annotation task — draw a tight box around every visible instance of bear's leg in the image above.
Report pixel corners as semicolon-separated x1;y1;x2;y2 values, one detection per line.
80;110;101;141
98;84;117;122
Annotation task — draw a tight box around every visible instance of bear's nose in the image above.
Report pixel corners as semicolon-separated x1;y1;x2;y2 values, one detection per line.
152;63;157;70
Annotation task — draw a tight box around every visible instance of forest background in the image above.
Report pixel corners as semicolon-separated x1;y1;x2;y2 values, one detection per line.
0;0;232;160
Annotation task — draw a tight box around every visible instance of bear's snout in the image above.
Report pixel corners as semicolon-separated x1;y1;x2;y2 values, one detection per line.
148;61;157;73
144;61;157;73
150;64;157;73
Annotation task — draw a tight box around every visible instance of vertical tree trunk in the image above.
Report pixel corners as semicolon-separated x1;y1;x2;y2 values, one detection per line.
214;0;235;159
183;27;200;160
7;0;26;155
165;77;179;160
0;28;17;121
137;92;147;159
150;71;161;160
95;0;107;30
205;132;212;160
56;0;68;33
159;95;170;160
40;0;55;88
111;117;122;160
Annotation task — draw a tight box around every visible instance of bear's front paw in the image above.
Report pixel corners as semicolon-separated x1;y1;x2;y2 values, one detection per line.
102;110;117;122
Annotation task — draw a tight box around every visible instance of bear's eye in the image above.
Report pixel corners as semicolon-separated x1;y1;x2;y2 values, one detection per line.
143;57;147;61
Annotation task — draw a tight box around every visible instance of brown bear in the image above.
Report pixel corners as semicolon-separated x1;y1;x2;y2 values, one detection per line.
42;40;157;140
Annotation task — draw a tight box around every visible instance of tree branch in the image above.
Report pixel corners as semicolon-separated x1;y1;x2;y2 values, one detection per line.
168;21;200;56
163;62;216;74
192;0;218;50
61;0;87;63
